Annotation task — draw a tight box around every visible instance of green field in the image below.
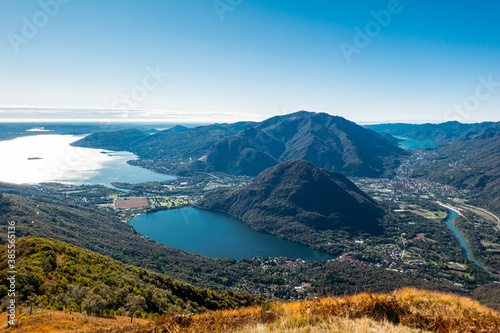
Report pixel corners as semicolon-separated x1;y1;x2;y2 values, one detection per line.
148;196;188;208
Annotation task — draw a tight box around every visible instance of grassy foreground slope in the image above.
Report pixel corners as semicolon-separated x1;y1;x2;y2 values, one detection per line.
0;310;150;333
141;288;500;333
3;288;499;333
0;238;262;316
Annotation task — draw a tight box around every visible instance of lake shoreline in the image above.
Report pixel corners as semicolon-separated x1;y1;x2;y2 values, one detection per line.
130;207;336;261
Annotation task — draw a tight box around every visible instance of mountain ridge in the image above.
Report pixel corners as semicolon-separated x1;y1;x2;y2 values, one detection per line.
72;111;406;178
201;111;407;177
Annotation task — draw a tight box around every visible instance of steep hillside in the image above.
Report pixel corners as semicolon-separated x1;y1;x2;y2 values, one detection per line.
201;127;284;176
199;160;384;251
202;111;406;177
0;238;262;317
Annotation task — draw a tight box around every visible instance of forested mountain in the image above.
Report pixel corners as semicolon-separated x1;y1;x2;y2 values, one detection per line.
366;121;498;145
199;160;384;250
201;111;406;177
0;238;262;316
73;111;406;178
200;127;284;176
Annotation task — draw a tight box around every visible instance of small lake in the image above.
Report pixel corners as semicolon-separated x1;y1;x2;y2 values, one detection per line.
0;134;175;187
396;136;438;150
444;209;488;272
130;207;336;260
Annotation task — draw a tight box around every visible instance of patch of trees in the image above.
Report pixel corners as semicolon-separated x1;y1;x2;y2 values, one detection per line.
0;238;263;318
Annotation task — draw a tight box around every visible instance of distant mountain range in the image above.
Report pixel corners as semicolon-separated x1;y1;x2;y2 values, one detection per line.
0;122;166;142
73;111;406;177
366;121;499;145
198;160;384;252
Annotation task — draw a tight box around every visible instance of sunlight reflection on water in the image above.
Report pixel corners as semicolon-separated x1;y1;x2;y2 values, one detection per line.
0;135;175;187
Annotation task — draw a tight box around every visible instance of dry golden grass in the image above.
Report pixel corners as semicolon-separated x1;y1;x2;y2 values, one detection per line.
2;289;499;333
0;309;150;333
144;288;500;333
235;317;427;332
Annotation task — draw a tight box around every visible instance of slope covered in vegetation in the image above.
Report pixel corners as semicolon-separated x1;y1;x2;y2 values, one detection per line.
0;238;263;317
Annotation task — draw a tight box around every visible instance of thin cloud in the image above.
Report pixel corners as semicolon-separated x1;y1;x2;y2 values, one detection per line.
0;106;269;123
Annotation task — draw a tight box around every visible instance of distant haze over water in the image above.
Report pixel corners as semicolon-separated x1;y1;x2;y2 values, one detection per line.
0;134;175;187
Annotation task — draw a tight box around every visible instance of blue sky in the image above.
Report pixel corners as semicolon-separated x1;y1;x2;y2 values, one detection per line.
1;0;499;123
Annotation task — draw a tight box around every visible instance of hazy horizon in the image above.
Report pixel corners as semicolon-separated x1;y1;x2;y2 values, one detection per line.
0;106;499;126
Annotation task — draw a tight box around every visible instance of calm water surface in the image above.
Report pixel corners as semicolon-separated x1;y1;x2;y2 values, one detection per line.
444;209;487;272
396;136;438;149
130;208;336;260
0;134;175;187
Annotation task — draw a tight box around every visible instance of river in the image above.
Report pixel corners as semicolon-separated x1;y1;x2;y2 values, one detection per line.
444;208;488;272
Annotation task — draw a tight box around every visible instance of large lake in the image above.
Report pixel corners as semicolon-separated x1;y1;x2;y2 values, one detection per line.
130;207;336;260
0;134;175;187
396;136;438;149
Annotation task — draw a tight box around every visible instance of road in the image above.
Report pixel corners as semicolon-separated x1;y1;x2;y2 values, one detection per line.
435;201;463;216
461;203;500;229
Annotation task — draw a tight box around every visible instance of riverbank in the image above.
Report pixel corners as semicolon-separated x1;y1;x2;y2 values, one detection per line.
438;204;489;273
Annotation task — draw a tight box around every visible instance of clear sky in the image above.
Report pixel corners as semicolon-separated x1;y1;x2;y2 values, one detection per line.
1;0;499;123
